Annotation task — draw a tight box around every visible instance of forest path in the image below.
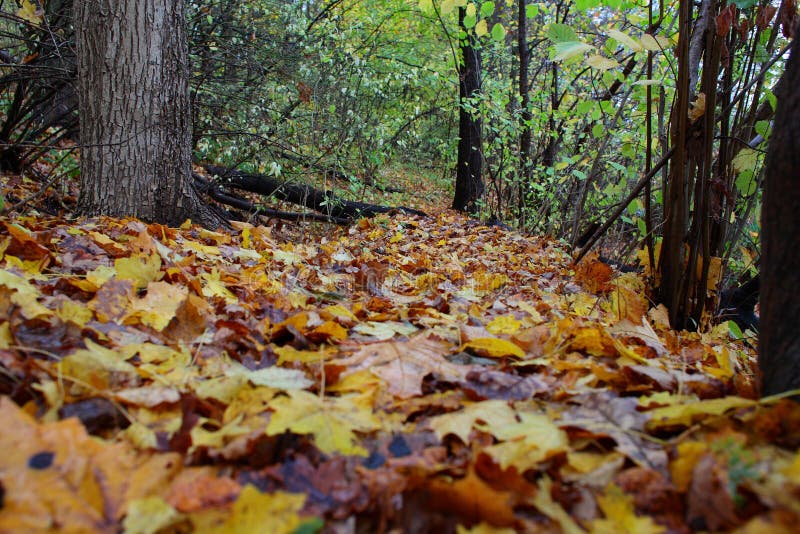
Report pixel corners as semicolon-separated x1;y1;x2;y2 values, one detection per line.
0;206;791;532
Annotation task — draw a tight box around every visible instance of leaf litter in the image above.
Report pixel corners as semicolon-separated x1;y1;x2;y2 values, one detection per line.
0;211;798;532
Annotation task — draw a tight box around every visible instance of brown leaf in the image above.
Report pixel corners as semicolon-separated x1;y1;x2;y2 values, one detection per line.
425;467;520;527
687;454;741;531
338;334;467;398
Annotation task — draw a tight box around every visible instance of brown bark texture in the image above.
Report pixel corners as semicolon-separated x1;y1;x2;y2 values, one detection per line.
74;0;215;226
760;31;800;395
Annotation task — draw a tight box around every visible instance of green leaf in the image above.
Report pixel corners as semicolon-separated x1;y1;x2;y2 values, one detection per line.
491;23;506;42
607;29;644;52
592;123;604;138
418;0;434;14
441;0;455;15
575;0;599;9
637;218;647;236
466;3;476;17
765;88;777;112
293;517;324;534
735;170;757;196
552;41;594;61
526;4;539;18
728;320;744;340
577;101;594;115
463;14;477;28
547;23;579;44
754;120;771;140
586;54;619;70
480;1;495;17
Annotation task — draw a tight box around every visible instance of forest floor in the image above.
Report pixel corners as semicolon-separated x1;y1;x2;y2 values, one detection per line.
0;167;798;533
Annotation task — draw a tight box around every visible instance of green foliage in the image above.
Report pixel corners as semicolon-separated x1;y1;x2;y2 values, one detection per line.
0;0;786;288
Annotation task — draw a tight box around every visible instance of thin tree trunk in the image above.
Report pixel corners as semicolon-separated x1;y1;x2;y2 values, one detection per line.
517;0;531;186
659;0;691;329
74;0;220;227
452;6;484;213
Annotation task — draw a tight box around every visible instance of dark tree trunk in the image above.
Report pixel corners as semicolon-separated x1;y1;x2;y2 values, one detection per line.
74;0;220;227
658;0;691;330
517;0;531;183
760;29;800;395
452;6;484;213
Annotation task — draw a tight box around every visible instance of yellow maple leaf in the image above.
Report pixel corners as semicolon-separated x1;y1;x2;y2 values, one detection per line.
461;337;525;358
16;0;43;24
0;322;10;349
222;385;277;421
266;390;380;456
429;399;517;443
486;315;522;335
483;412;569;471
55;298;93;327
669;441;708;492
58;339;138;390
645;396;755;429
190;415;253;452
201;269;238;304
592;483;665;533
127;281;188;331
457;523;516;534
0;268;51;318
310;320;348;340
123;496;183;534
182;239;221;259
190;485;307;534
275;345;334;365
115;253;162;289
322;303;358;322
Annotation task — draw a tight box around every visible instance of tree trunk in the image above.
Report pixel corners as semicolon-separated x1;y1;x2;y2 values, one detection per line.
452;6;484;213
74;0;219;227
760;28;800;395
517;0;531;185
658;0;691;330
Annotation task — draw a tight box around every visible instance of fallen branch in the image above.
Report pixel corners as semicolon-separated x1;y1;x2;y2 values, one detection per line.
194;173;351;225
203;164;427;221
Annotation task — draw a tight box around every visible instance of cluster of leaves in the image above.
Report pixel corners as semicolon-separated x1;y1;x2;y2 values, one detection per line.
0;200;798;531
189;0;454;183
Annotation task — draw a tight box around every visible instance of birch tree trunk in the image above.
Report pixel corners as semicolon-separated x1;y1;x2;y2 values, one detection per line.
74;0;219;226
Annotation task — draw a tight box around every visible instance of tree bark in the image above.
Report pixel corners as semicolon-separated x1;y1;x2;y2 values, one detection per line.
517;0;531;185
760;28;800;395
452;6;484;213
658;0;691;330
74;0;220;227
